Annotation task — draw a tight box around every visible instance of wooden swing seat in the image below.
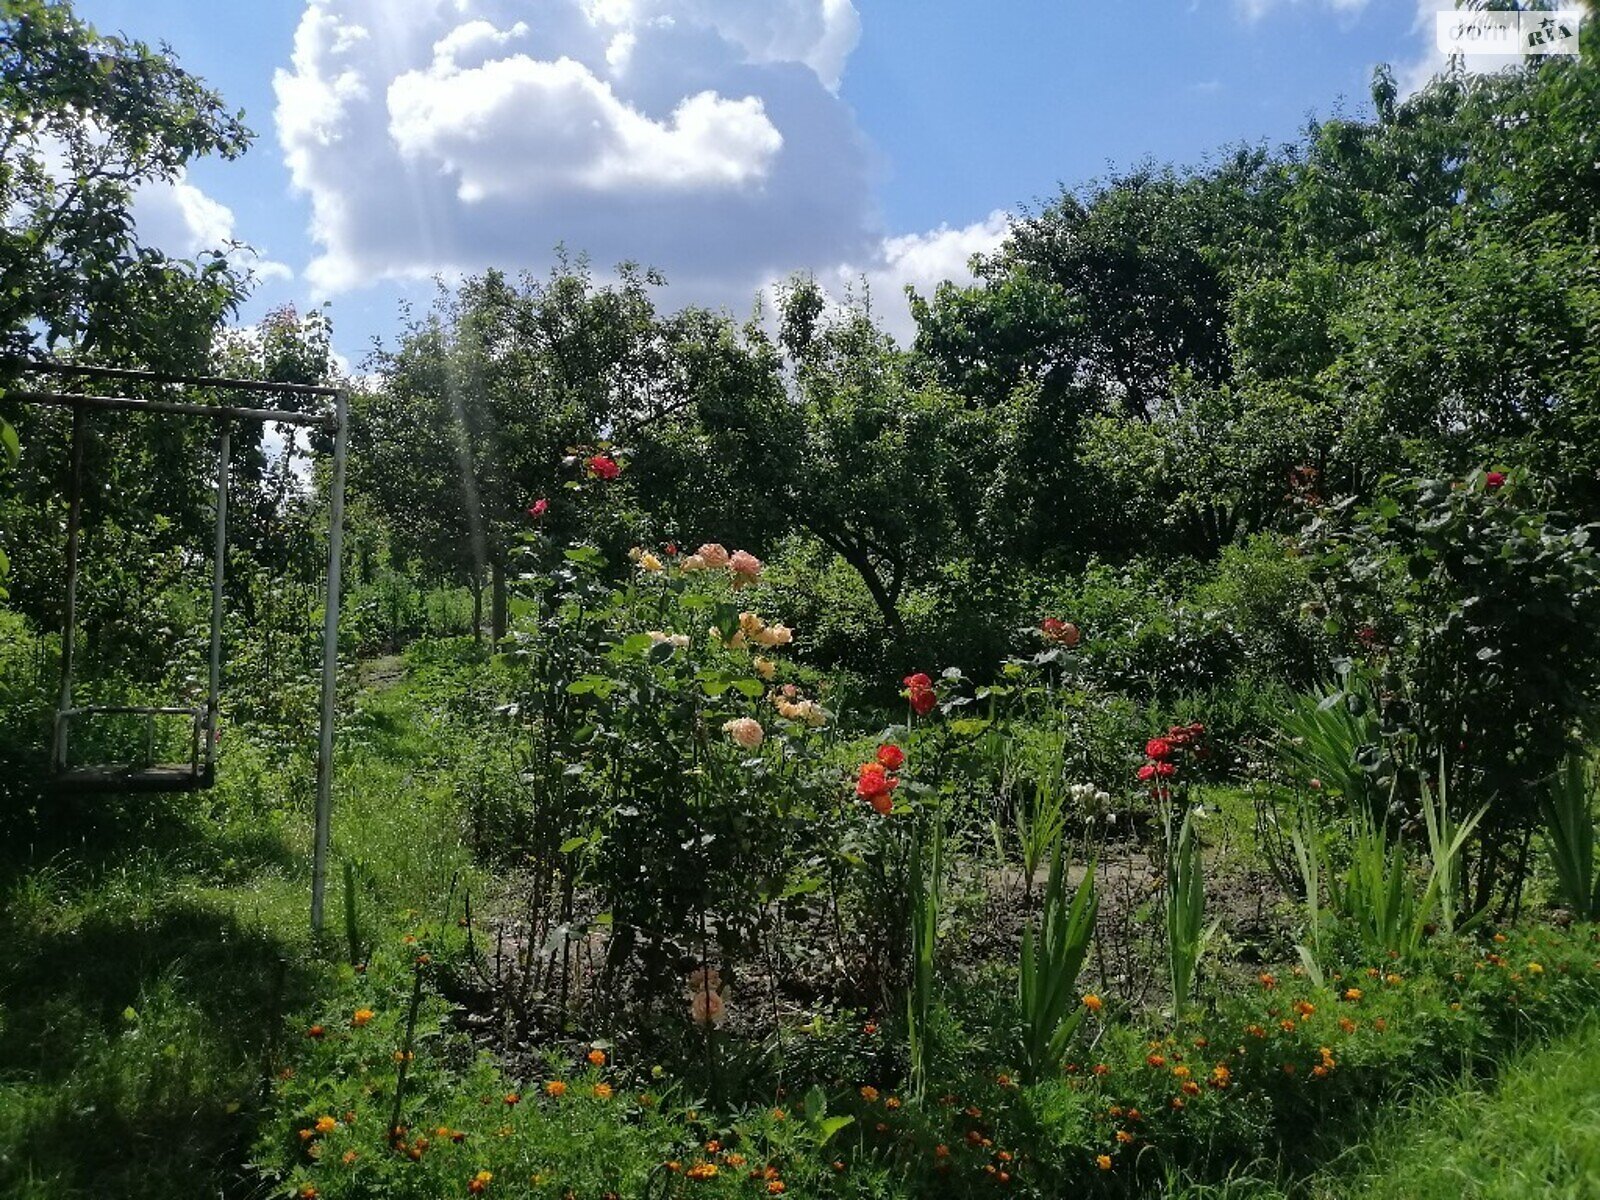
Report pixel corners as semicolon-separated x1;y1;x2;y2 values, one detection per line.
52;762;215;794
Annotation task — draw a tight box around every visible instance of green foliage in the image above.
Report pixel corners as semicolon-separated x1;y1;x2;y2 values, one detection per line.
1308;468;1600;882
1017;852;1097;1085
1165;805;1213;1016
0;0;252;361
1541;754;1600;920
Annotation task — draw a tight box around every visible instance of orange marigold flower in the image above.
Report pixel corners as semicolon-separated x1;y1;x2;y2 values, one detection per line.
315;1115;338;1134
1181;1080;1201;1096
1293;1001;1316;1018
593;1083;614;1101
1245;1024;1266;1038
1092;1064;1110;1077
860;1086;880;1103
468;1170;493;1194
1343;987;1363;1002
1171;1065;1191;1079
1374;1018;1388;1032
885;1096;902;1110
1146;1053;1167;1068
935;1144;950;1158
1259;973;1277;989
544;1080;567;1098
587;1048;607;1066
307;1024;325;1039
1116;1130;1134;1144
767;1183;786;1195
1280;1019;1297;1033
1210;1065;1231;1088
1097;1155;1113;1171
686;1162;719;1180
1311;1064;1328;1079
1082;994;1104;1013
297;1187;318;1200
503;1092;519;1105
1339;1017;1357;1034
352;1008;374;1027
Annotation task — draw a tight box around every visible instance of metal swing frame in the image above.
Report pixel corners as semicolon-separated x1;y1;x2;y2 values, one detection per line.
3;359;350;931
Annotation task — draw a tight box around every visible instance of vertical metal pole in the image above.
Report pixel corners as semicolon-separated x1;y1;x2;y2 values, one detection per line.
207;427;231;775
52;405;86;772
310;394;349;934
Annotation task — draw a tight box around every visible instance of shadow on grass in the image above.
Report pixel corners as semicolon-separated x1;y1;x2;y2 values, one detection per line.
0;883;316;1198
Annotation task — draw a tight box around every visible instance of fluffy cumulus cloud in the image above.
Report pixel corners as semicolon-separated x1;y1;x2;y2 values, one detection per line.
132;171;294;282
810;210;1012;344
274;0;882;302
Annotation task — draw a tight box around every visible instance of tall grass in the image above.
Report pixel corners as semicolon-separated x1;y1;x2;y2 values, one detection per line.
1165;805;1214;1017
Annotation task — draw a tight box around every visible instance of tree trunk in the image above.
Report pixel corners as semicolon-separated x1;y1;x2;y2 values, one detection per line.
830;537;907;644
491;559;508;645
471;575;484;647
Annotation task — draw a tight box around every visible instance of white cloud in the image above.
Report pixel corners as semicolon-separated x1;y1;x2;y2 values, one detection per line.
274;0;878;300
387;52;783;201
805;210;1012;344
133;171;294;283
582;0;859;91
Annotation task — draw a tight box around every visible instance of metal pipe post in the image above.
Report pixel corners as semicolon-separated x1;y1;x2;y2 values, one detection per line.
207;427;231;770
310;392;350;934
51;406;86;772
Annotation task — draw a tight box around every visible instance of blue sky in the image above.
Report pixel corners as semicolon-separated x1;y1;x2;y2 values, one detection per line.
76;0;1450;363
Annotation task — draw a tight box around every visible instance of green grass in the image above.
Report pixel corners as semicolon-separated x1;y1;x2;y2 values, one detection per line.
0;658;480;1199
1172;1017;1600;1200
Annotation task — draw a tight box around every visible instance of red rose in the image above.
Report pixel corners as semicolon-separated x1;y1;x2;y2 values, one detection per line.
1137;764;1157;782
876;744;905;770
587;454;621;481
1485;471;1506;491
1154;761;1177;778
903;673;937;716
528;498;549;519
665;542;678;556
1145;738;1174;761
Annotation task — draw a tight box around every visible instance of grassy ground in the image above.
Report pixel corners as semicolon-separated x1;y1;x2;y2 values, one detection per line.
0;663;476;1199
1174;1017;1600;1199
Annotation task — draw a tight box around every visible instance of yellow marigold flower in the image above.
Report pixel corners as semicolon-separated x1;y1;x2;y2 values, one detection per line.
587;1048;607;1066
1116;1129;1134;1144
315;1115;338;1134
1082;994;1103;1013
1344;987;1363;1001
1385;973;1402;985
686;1162;719;1180
1528;962;1544;974
1097;1154;1113;1171
352;1008;374;1026
544;1080;567;1098
1171;1065;1190;1079
1210;1064;1231;1087
592;1083;614;1100
469;1169;493;1194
